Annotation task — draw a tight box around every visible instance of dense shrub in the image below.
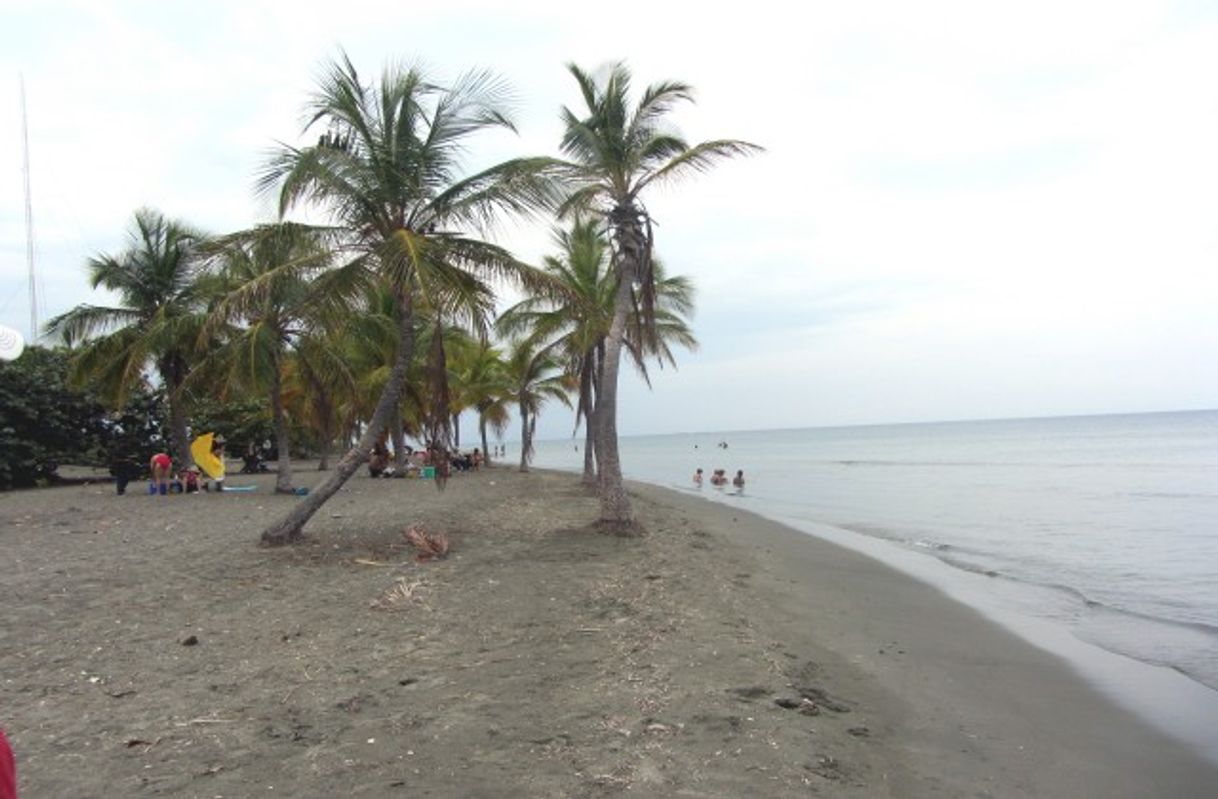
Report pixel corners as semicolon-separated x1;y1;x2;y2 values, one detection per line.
0;346;165;489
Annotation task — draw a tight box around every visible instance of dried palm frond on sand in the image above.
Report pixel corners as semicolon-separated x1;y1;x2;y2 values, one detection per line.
370;578;426;610
403;524;449;562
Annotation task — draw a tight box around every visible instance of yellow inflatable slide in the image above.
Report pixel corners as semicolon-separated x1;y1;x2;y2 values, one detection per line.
190;433;226;480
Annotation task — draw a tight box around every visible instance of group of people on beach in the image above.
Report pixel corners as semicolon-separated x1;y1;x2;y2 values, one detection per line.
693;467;745;491
368;442;486;479
140;436;227;496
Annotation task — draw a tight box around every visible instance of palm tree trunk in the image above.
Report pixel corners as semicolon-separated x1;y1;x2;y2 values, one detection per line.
317;406;333;470
390;404;407;472
518;405;529;473
582;412;597;485
593;251;637;531
261;296;414;545
480;417;491;468
270;364;294;493
166;380;193;470
453;414;461;449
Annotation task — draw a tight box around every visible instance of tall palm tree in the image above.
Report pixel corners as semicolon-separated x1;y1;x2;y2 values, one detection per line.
503;339;572;472
498;218;698;486
255;53;558;545
450;339;512;466
197;222;333;493
553;62;759;531
280;335;355;471
498;217;610;483
45;208;210;468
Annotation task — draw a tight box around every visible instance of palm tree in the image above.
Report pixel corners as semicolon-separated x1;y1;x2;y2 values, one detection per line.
498;217;610;483
254;53;559;545
498;217;698;486
450;339;512;466
45;208;210;468
280;336;355;471
197;222;333;493
503;338;572;472
553;62;759;531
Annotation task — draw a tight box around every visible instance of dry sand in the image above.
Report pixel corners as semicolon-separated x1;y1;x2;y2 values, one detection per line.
1;465;1215;797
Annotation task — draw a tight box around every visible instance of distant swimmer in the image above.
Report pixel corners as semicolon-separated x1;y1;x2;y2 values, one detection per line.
693;467;704;486
732;469;745;490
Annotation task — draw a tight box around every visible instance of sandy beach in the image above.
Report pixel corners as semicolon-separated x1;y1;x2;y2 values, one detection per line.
1;465;1215;797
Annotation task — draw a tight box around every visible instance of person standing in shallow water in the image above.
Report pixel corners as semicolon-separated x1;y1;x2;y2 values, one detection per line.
732;470;745;491
693;468;704;486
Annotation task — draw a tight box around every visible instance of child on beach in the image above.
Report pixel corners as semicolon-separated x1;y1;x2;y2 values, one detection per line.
149;452;172;495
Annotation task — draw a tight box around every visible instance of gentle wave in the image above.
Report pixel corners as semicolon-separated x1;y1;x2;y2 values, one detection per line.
534;410;1218;698
828;459;1218;470
831;518;1218;640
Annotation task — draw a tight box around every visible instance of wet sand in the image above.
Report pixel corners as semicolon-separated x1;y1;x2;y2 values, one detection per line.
1;466;1215;796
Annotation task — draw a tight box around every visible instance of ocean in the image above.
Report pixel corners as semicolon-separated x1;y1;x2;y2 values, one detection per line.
530;409;1218;757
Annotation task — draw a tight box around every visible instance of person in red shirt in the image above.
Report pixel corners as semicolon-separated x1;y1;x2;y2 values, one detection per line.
149;452;172;496
0;727;16;799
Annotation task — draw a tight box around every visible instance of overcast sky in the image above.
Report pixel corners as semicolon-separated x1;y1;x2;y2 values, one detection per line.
2;0;1216;439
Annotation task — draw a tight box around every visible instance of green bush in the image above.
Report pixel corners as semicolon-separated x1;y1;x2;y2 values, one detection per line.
0;346;165;489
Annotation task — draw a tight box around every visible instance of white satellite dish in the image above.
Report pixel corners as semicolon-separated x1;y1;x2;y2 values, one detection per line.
0;325;26;361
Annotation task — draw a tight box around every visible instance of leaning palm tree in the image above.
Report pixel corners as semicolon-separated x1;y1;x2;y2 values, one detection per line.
553;62;760;531
196;222;334;493
503;338;572;472
254;52;559;545
45;208;210;468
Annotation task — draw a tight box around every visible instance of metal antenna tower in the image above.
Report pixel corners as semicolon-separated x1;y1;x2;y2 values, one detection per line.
20;74;38;340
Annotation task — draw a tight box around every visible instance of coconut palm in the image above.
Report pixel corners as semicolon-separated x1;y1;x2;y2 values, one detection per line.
196;222;334;493
498;217;698;486
449;338;511;466
498;217;609;483
280;335;355;471
553;62;760;531
45;208;210;467
503;338;572;472
254;53;559;544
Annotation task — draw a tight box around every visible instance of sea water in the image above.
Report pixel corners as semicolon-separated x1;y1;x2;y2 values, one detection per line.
530;410;1218;756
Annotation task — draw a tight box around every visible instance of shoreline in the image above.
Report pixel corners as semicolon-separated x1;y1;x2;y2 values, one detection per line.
623;478;1218;792
619;472;1218;767
2;466;1215;795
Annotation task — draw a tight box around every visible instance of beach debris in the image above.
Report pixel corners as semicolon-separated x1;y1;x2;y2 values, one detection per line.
775;696;821;716
180;634;199;646
353;558;391;567
727;685;769;701
124;737;161;752
642;719;677;736
403;523;449;561
847;726;870;738
370;577;426;610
